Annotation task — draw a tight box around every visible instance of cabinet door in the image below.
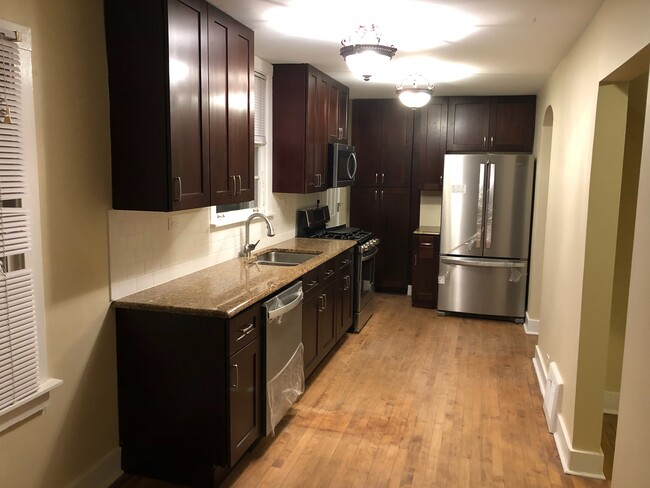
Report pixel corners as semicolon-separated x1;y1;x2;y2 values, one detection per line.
318;282;337;359
412;234;440;308
229;337;261;466
380;100;414;188
446;97;490;152
377;187;411;292
168;0;211;210
352;100;382;187
337;263;354;339
489;96;536;152
302;293;320;378
414;99;447;191
208;8;254;205
305;68;329;191
328;80;349;144
350;186;380;236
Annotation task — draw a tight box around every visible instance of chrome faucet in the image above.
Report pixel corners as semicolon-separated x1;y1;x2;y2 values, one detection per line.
241;212;275;257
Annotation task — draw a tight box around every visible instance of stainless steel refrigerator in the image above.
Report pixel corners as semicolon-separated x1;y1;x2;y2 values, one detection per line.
437;153;535;322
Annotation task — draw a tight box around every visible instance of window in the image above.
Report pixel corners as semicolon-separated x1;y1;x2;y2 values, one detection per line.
211;70;269;227
0;22;61;433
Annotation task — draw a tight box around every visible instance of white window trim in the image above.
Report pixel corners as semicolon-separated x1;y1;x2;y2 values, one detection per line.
0;20;62;433
210;62;273;228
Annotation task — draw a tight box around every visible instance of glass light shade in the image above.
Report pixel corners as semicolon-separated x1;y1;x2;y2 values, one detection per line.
398;89;432;108
343;49;393;81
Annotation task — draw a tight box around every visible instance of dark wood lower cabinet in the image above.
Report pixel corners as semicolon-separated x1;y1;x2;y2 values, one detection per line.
302;251;354;379
229;337;261;467
411;233;440;308
115;303;262;488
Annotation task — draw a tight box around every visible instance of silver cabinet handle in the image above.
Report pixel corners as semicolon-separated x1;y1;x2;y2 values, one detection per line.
439;175;443;188
237;174;242;195
483;136;487;148
236;323;255;342
375;173;378;183
318;294;324;312
230;364;239;388
420;242;434;247
339;128;343;139
374;190;378;201
490;136;494;148
173;177;182;202
323;293;327;310
381;173;385;184
343;275;350;291
324;269;335;278
381;190;384;201
231;175;236;196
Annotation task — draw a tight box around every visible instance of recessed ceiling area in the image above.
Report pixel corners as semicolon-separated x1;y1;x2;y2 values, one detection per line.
210;0;605;98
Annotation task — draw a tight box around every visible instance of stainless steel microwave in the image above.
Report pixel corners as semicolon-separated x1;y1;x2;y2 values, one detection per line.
327;143;357;188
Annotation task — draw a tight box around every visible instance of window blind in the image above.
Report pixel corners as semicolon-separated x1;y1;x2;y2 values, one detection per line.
0;36;39;411
254;72;266;146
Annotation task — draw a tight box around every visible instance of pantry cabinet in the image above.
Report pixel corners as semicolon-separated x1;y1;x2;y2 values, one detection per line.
446;96;536;153
104;0;254;211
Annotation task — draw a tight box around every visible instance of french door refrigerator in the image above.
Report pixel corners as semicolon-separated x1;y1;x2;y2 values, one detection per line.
437;153;535;322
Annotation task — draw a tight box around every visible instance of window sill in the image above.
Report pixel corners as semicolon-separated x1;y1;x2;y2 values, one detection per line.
0;377;63;433
210;207;273;228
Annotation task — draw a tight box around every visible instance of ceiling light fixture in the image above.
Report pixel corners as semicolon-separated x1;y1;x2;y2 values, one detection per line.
340;25;397;81
396;74;434;109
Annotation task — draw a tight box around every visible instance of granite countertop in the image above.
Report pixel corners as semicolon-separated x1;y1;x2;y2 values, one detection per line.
113;238;355;319
414;226;441;235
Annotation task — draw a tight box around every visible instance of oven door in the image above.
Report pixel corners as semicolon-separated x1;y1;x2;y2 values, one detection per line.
356;246;378;314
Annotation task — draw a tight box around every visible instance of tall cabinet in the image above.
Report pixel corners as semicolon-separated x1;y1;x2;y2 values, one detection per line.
104;0;254;211
350;99;413;293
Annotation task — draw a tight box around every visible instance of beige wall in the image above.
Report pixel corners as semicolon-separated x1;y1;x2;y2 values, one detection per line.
533;0;650;477
419;191;442;227
0;0;117;487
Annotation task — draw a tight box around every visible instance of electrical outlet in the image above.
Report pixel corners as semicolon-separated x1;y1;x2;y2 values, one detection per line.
168;217;179;231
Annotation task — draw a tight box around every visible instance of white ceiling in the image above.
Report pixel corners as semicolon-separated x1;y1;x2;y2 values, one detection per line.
210;0;605;99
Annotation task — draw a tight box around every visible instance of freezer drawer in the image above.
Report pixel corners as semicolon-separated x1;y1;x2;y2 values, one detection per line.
437;256;527;320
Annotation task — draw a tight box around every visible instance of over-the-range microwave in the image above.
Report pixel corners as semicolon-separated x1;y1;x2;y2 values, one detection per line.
327;143;357;188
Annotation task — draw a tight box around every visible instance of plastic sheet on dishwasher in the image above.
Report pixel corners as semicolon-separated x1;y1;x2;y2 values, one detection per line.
267;342;305;436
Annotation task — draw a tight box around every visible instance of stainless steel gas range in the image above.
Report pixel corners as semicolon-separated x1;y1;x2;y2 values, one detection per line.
297;205;379;332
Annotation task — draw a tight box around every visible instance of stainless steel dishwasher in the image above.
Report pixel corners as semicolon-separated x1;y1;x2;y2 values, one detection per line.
263;280;305;435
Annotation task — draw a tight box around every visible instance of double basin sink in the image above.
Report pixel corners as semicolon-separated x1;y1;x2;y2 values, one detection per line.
254;250;320;267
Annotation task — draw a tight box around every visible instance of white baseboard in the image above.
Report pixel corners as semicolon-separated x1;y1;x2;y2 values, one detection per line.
524;312;540;335
554;414;606;479
407;285;412;296
532;347;605;480
70;447;122;488
603;390;620;414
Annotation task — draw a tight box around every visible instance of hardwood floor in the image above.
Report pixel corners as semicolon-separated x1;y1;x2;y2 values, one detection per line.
116;294;611;488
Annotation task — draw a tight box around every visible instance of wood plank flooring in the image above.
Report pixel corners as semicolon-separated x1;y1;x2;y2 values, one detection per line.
116;294;612;488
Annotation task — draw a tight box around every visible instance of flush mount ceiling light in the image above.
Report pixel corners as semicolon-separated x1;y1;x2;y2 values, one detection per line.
340;25;397;81
396;74;434;109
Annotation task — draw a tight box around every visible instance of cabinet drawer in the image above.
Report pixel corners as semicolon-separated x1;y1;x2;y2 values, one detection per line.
319;260;337;284
417;235;438;259
337;248;354;271
228;303;261;355
302;268;321;299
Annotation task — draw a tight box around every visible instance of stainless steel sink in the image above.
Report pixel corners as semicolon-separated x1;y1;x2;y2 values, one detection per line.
254;250;319;266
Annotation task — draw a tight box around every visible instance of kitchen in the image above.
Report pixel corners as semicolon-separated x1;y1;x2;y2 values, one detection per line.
0;1;649;487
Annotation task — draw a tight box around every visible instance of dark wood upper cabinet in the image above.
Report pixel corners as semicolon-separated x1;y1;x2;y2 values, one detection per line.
273;64;349;194
104;0;253;211
328;79;349;144
412;98;448;191
352;99;414;188
209;6;254;205
447;95;535;153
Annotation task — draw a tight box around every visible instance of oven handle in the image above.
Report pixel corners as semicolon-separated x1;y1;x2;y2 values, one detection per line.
361;246;379;262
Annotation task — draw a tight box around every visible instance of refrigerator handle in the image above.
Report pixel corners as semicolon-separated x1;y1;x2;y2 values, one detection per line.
476;163;486;249
485;163;495;249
